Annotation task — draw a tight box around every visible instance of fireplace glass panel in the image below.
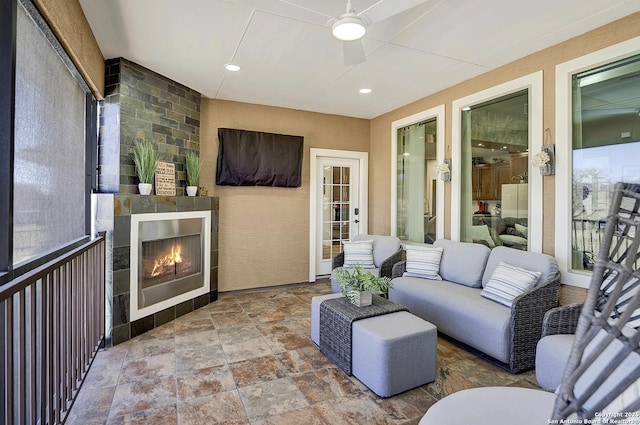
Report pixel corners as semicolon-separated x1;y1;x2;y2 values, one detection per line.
141;234;202;289
137;216;206;310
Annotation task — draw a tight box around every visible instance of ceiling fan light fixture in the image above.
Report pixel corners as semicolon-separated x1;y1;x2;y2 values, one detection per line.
332;14;366;41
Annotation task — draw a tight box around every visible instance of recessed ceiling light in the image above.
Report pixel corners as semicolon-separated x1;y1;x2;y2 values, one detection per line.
225;64;241;72
359;88;372;94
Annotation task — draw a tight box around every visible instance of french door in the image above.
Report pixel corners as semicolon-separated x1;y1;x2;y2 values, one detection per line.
310;149;368;279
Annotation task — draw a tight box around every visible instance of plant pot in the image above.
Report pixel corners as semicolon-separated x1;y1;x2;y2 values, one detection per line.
345;290;372;307
186;186;198;196
138;183;153;195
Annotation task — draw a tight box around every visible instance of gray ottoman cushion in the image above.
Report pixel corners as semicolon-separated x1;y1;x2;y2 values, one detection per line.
536;333;574;390
352;311;437;397
310;293;344;345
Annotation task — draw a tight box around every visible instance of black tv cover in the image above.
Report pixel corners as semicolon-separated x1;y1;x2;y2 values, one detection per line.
216;128;304;187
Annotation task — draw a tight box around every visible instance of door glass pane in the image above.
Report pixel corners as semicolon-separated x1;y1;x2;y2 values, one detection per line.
460;90;529;251
396;119;438;243
322;166;352;259
571;54;640;272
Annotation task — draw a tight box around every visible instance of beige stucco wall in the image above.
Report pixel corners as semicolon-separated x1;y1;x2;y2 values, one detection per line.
34;0;105;99
200;99;369;292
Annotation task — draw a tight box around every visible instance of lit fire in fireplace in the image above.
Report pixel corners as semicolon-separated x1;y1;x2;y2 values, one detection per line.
151;244;183;277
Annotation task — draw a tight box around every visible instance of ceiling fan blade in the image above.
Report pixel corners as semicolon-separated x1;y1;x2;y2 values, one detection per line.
343;40;366;66
360;0;429;24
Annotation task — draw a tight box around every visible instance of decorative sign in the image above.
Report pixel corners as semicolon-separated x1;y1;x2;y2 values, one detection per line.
155;161;176;196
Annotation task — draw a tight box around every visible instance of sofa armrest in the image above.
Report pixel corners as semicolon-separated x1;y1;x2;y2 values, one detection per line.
332;251;345;270
508;272;561;373
391;261;407;279
541;302;583;338
379;248;403;279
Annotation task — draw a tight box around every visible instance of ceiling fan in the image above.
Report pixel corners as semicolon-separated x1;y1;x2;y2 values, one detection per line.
329;0;429;65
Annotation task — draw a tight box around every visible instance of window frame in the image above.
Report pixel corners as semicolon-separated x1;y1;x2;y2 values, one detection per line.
0;0;16;278
451;72;544;252
390;105;446;241
555;36;640;288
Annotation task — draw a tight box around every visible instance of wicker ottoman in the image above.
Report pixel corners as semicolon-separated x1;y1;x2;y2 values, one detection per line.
352;311;437;397
310;293;344;345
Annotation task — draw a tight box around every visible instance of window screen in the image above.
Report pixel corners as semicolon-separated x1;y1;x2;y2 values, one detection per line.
13;5;87;265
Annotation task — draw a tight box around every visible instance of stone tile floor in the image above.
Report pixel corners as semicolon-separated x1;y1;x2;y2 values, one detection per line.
67;280;541;424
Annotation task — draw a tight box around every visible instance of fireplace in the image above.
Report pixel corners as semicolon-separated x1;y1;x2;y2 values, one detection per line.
130;211;211;321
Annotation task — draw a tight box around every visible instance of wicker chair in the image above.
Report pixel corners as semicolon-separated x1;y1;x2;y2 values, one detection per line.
330;234;402;293
419;182;640;424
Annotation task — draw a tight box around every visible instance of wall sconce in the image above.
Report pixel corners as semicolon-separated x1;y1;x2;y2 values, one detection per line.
436;159;451;182
533;145;555;176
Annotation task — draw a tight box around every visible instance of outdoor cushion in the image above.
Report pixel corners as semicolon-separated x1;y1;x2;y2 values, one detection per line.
390;276;511;362
536;333;574;390
342;239;374;268
482;246;558;288
403;244;443;280
433;239;490;288
481;262;541;307
353;234;401;267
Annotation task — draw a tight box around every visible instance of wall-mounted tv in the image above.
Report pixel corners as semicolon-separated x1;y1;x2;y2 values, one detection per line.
216;128;304;188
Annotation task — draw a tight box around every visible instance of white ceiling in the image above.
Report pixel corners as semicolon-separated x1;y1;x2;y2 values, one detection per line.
78;0;640;119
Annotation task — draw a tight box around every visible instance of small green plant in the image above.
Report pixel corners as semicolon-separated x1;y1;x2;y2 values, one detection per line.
511;172;528;183
333;264;393;304
132;141;158;184
185;151;200;187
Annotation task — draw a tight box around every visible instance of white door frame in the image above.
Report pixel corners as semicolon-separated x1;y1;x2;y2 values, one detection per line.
309;148;368;282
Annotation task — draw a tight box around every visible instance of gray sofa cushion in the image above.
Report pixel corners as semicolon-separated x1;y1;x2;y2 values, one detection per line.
482;246;558;288
354;234;400;267
434;239;491;288
535;333;574;390
389;276;512;362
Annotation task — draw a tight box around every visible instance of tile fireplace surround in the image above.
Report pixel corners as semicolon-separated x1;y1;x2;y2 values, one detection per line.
93;194;219;346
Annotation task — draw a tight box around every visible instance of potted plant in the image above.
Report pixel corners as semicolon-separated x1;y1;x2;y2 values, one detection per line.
132;140;158;195
511;172;528;183
185;151;200;196
332;264;394;306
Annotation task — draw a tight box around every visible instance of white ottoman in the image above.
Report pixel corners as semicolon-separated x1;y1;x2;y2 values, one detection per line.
310;293;344;345
352;311;437;397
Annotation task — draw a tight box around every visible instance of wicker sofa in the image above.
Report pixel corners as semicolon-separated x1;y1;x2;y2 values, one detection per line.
389;239;561;373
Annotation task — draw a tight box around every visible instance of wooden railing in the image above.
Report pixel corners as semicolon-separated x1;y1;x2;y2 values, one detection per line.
1;234;105;425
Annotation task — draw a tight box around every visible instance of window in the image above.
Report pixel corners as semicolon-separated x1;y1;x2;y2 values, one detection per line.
459;90;530;251
396;119;438;243
570;54;640;272
1;0;97;282
391;105;445;243
452;72;543;253
556;36;640;287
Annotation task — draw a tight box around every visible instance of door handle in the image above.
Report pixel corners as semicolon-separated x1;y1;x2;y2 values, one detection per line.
354;219;360;224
